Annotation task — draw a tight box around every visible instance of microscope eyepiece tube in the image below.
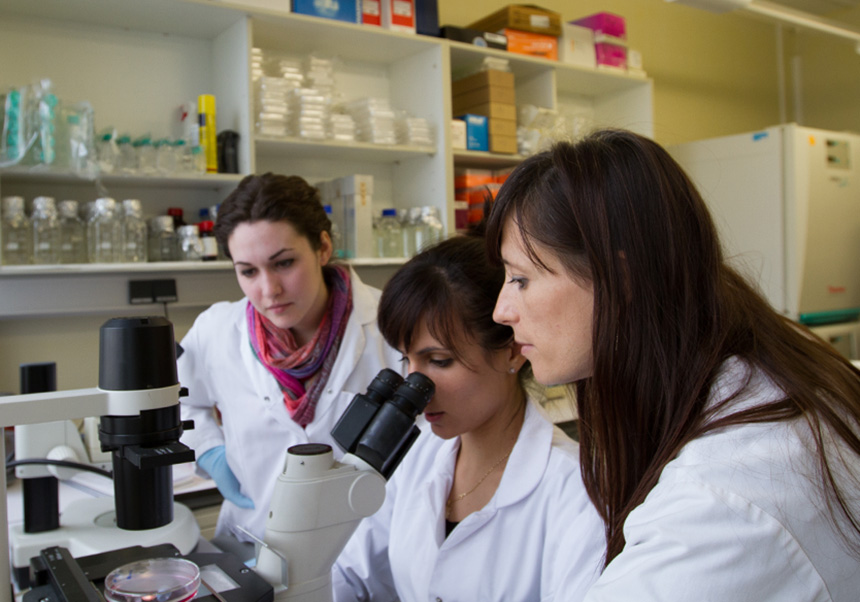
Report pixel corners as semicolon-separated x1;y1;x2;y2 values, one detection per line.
354;372;435;478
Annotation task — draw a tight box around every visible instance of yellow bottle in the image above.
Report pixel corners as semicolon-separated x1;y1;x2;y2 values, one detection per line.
198;94;218;173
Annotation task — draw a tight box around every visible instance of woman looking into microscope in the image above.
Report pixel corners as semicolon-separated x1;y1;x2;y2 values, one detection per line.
333;231;605;601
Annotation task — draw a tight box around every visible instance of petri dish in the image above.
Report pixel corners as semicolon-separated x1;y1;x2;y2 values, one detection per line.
104;557;201;602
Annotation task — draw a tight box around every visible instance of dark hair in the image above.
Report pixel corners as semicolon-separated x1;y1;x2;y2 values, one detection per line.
214;173;331;259
378;232;513;367
486;129;860;564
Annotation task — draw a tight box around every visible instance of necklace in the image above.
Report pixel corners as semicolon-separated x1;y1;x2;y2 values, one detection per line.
445;447;513;519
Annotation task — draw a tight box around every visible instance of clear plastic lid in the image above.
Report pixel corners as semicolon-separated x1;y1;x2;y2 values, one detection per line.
104;557;200;602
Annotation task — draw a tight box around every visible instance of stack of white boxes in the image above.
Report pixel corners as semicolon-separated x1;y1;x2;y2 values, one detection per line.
318;174;374;259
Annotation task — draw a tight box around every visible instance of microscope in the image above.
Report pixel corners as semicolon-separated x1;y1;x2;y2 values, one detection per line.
0;316;199;600
252;368;434;601
3;318;434;601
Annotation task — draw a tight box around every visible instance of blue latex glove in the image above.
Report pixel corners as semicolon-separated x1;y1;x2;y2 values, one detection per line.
197;445;255;509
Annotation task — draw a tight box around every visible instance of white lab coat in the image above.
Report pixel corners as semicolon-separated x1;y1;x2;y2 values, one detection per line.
178;267;402;541
333;400;606;602
578;357;860;602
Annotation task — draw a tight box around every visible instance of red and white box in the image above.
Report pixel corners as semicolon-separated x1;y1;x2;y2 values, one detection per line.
382;0;416;33
362;0;381;26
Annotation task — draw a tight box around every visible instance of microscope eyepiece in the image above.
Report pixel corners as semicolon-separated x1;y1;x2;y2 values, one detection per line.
364;368;404;405
389;372;435;417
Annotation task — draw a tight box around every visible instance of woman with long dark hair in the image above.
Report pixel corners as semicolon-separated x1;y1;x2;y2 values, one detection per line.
487;129;860;600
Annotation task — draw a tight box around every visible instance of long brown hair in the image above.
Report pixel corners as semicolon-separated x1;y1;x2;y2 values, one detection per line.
485;129;860;564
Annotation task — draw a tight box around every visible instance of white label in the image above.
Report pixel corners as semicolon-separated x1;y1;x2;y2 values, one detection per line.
364;0;380;15
37;242;51;251
5;242;19;251
530;14;550;28
393;0;412;17
99;242;112;250
202;238;218;256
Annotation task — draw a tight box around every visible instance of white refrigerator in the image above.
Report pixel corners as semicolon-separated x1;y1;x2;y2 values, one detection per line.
669;124;860;356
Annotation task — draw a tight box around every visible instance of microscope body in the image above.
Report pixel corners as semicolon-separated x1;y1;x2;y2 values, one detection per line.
255;369;435;602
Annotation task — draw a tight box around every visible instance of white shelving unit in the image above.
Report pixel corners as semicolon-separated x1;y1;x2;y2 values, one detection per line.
0;0;653;317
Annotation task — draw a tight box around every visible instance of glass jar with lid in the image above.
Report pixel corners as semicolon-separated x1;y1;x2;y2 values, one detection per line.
31;196;60;265
148;215;177;262
177;224;203;261
57;200;87;264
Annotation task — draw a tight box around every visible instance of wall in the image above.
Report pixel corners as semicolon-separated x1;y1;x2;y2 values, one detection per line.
793;6;860;132
439;0;784;145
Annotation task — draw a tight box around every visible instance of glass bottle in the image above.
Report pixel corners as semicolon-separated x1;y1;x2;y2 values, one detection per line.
167;207;186;231
374;208;404;258
177;224;203;261
421;206;445;247
198;220;218;261
190;145;207;174
57;200;87;264
31;196;60;265
87;197;121;263
1;195;32;265
155;138;176;175
148;216;177;262
121;199;148;263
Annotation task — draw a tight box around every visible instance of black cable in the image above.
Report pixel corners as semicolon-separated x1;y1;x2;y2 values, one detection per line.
7;458;112;479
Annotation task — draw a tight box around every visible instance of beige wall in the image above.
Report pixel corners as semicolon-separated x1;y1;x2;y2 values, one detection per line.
794;6;860;133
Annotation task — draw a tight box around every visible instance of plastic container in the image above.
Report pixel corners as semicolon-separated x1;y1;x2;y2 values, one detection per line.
570;12;626;40
103;557;200;602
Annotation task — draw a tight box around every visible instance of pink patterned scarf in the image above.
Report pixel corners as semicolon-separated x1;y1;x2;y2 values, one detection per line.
247;265;353;427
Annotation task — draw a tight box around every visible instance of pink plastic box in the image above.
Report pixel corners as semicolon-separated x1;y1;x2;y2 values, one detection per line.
571;12;626;40
594;42;627;69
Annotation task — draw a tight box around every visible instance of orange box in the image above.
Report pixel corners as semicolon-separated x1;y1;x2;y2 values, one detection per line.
503;28;558;61
454;168;494;190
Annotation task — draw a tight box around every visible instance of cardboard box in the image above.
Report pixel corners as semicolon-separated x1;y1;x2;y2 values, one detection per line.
454;167;493;189
452;85;516;114
503;28;557;60
468;4;562;37
461;114;488;151
440;26;507;50
456;102;517;121
488;117;517;137
362;0;381;26
490;133;518;154
292;0;360;23
451;119;467;150
452;70;515;96
382;0;415;33
559;23;596;68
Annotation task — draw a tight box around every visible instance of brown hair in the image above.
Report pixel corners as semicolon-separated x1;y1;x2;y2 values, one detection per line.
485;129;860;564
378;232;514;367
214;173;331;259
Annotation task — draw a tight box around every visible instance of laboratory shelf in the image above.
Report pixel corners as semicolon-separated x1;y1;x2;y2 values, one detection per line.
255;137;437;163
0;168;244;190
453;150;525;169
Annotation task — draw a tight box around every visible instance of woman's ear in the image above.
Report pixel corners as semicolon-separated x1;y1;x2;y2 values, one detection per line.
319;230;333;266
